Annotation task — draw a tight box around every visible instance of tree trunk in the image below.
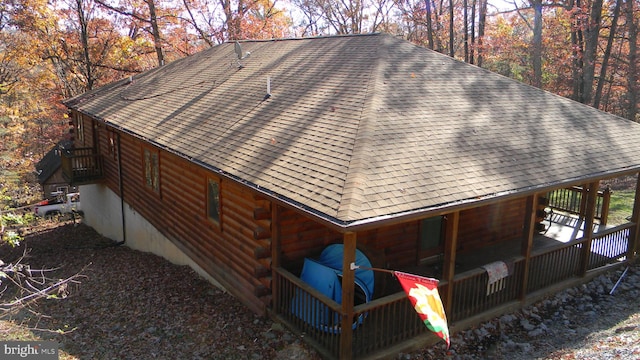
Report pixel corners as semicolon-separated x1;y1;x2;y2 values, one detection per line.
476;0;487;66
425;0;435;49
449;0;454;57
570;0;584;101
626;0;638;121
593;0;622;109
530;0;543;88
470;0;476;64
464;0;469;62
580;0;604;104
146;0;164;66
76;0;93;90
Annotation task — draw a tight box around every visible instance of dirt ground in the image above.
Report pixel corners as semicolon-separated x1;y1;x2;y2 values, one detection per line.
1;220;639;359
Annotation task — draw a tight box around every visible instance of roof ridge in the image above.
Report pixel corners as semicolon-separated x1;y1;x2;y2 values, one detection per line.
336;35;389;220
228;33;382;44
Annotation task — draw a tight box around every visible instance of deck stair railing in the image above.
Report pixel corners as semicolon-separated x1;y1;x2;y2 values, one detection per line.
547;186;611;225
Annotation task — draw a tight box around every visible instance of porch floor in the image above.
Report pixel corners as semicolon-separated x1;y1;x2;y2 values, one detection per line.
457;212;596;272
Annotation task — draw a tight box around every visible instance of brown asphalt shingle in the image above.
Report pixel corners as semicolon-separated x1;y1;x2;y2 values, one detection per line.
65;33;640;225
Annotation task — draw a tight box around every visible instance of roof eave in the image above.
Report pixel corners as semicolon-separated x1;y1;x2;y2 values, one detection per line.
71;109;640;234
340;166;640;233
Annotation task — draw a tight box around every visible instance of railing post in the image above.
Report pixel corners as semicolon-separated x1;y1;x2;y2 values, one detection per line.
600;186;611;226
579;182;598;276
628;174;640;262
520;194;538;300
340;232;357;360
442;211;459;316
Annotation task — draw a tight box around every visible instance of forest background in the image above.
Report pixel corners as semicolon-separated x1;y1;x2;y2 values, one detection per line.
0;0;638;209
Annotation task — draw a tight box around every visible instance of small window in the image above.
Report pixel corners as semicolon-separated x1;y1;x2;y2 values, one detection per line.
108;131;117;160
419;216;444;261
143;148;160;193
76;113;84;143
207;178;221;224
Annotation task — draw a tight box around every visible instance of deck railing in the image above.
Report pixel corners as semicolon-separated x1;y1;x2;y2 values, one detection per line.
547;186;611;224
274;268;343;358
449;258;524;322
273;223;633;359
527;242;582;293
273;267;435;358
587;223;632;270
60;147;104;185
351;292;429;357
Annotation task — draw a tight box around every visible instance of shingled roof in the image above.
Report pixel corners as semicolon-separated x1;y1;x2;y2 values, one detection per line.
64;33;640;227
36;140;73;184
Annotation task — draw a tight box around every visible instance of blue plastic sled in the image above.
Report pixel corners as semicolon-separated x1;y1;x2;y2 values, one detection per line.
292;245;374;333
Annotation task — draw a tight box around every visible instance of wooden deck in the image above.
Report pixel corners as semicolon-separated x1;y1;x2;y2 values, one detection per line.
456;212;600;273
273;211;634;359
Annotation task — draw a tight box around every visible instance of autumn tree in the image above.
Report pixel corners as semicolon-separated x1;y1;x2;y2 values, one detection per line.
293;0;395;35
0;1;64;204
94;0;177;66
240;0;292;39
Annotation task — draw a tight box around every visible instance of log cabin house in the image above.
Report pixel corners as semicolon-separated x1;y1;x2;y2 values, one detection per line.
61;33;640;359
36;140;77;198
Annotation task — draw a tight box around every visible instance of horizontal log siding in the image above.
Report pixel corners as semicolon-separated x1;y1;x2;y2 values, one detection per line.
96;129;271;315
278;208;419;271
96;127;119;193
76;113;94;148
278;207;341;271
358;222;419;269
457;198;526;254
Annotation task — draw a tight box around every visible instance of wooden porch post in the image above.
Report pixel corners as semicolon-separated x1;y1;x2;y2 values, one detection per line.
627;173;640;261
340;231;357;360
520;194;538;300
442;211;459;314
600;186;611;226
270;204;281;311
579;182;598;276
579;184;589;219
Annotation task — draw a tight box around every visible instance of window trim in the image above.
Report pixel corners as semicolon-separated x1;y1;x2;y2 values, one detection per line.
142;146;160;195
108;130;118;161
76;112;84;144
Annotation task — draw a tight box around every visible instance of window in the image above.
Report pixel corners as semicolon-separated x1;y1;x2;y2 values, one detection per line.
419;216;444;261
108;131;118;160
76;112;84;143
143;148;160;193
207;178;221;224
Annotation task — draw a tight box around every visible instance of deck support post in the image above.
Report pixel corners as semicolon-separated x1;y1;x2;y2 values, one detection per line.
340;231;357;360
627;172;640;261
520;194;538;300
443;211;459;314
579;182;598;276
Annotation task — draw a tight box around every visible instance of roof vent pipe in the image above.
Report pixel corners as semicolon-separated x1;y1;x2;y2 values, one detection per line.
264;76;271;100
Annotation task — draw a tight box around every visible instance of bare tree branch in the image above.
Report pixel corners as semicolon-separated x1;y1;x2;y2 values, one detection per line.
1;249;86;319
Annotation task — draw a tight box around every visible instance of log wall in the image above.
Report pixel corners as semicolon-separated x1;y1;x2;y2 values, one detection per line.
278;198;525;272
457;197;526;254
80;114;273;315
